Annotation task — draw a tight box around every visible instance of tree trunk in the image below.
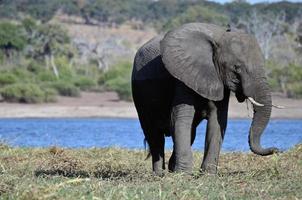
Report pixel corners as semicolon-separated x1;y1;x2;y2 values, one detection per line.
45;55;49;69
50;54;59;78
97;57;108;72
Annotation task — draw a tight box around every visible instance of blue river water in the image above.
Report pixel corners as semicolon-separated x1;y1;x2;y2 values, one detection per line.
0;118;301;152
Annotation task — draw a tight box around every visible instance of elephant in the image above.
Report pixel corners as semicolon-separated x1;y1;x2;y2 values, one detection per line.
131;23;279;175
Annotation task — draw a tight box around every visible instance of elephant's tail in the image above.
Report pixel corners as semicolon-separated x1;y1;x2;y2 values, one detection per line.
144;138;151;160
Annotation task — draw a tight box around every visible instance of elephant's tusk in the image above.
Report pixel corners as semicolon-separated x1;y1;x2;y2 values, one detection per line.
248;97;264;107
272;104;285;109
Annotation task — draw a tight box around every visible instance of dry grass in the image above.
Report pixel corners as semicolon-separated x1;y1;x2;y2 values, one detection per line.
0;143;301;199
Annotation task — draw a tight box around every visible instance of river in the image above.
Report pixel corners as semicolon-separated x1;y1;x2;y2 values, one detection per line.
0;118;301;152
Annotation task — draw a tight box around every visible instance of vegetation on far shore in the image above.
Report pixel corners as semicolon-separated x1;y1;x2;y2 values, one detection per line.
0;0;302;102
0;143;301;199
0;18;132;102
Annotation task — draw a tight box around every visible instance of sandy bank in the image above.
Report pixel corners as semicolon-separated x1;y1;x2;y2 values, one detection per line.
0;92;301;119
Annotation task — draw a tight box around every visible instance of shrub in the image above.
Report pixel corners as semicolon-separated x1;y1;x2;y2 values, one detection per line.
100;61;132;101
38;71;57;82
1;84;45;103
105;77;132;101
11;68;34;82
0;73;17;86
74;77;97;90
287;83;302;98
0;22;26;53
43;88;57;102
27;61;44;74
56;57;75;81
266;61;302;98
50;82;80;97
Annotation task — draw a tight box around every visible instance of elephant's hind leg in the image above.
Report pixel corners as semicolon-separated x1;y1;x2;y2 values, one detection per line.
144;129;165;176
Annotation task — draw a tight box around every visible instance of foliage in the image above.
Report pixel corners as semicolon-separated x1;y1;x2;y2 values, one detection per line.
1;83;46;103
0;72;17;86
0;1;302;99
43;88;58;102
99;61;132;101
266;61;302;98
49;81;80;97
0;22;26;58
163;5;229;31
35;24;70;55
105;76;132;101
55;57;75;81
11;68;35;83
37;71;57;82
0;144;301;199
287;83;302;98
1;0;301;29
74;77;97;91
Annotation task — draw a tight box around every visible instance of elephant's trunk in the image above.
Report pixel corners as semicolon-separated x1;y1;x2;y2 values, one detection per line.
248;81;279;156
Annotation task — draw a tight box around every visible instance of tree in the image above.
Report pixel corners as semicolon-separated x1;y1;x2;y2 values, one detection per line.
163;5;229;31
235;10;287;59
0;21;26;63
31;23;70;78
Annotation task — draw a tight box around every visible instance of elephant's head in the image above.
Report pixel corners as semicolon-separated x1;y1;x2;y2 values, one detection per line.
160;23;279;156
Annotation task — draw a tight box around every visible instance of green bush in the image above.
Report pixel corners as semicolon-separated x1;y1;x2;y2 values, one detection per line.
105;77;132;101
100;61;132;101
43;88;57;102
287;83;302;98
38;71;57;82
74;77;97;90
56;57;75;81
0;22;26;52
27;61;44;74
1;83;45;103
98;62;131;84
11;68;34;83
0;72;17;86
266;61;302;97
50;82;80;97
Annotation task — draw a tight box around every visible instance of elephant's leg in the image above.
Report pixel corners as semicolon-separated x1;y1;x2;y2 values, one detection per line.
168;121;198;172
171;104;195;172
201;100;228;174
145;130;165;176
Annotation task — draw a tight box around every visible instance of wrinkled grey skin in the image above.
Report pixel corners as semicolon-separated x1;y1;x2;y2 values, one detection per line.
132;23;279;175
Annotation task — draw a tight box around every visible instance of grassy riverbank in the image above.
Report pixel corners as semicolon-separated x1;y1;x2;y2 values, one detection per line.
0;144;301;199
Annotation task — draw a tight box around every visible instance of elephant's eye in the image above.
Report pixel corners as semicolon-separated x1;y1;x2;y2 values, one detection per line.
234;65;241;73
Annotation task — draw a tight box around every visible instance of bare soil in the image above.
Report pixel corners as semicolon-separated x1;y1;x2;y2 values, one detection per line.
0;92;301;119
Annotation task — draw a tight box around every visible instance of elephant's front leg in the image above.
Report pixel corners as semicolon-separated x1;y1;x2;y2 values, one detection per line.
171;104;195;172
201;100;228;174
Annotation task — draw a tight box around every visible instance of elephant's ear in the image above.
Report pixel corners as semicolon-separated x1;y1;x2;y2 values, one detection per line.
160;27;224;101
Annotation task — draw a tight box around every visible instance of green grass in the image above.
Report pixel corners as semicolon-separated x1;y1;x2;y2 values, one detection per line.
0;144;301;199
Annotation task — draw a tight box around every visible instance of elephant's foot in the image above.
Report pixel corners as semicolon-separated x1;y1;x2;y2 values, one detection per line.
200;163;218;175
152;157;165;176
168;152;192;173
153;169;165;177
173;150;193;173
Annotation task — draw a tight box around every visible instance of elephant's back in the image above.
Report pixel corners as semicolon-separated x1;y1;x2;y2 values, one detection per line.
132;35;171;81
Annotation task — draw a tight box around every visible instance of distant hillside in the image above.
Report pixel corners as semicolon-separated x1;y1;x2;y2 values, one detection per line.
54;15;156;70
1;0;302;30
